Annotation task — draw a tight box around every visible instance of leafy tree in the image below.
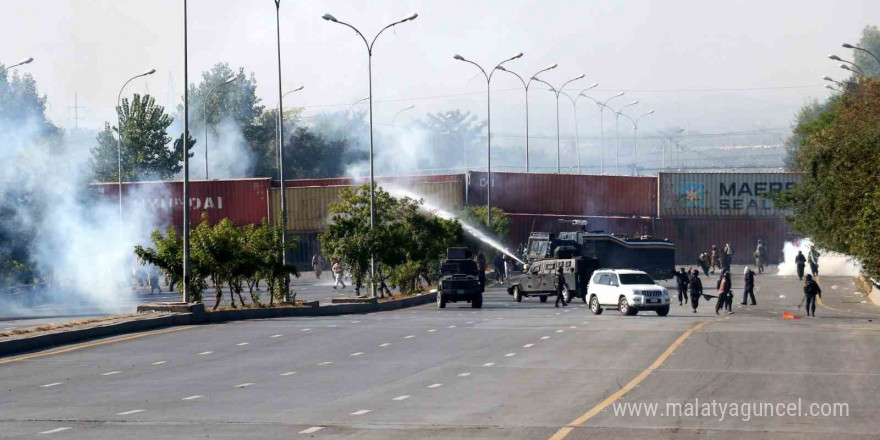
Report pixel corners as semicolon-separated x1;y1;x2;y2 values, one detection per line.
852;25;880;78
775;77;880;278
248;107;301;178
392;198;463;293
134;227;209;303
187;63;263;129
249;219;300;305
90;94;196;181
284;126;368;179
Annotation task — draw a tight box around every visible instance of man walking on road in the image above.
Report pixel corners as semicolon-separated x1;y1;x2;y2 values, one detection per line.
710;245;720;274
803;274;822;317
754;240;766;274
795;251;807;280
332;260;346;290
493;254;504;284
741;266;757;305
674;267;690;306
312;254;324;279
689;269;703;313
698;252;710;277
715;271;733;315
809;248;820;278
554;267;568;307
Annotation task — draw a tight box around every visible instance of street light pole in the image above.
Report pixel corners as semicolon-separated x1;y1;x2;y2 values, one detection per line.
530;74;586;173
454;52;523;224
613;100;639;175
115;68;156;237
183;0;191;303
0;57;33;75
275;86;305;181
272;0;292;302
618;110;654;175
842;43;880;66
203;76;236;180
391;104;415;125
496;63;557;172
324;12;418;298
829;54;867;76
595;92;625;174
559;84;598;174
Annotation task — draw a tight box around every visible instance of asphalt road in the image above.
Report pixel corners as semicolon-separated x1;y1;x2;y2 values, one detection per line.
1;266;879;439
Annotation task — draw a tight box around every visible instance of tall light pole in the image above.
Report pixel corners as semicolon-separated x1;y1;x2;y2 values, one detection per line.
495;63;557;172
829;54;866;76
658;128;685;170
272;0;292;302
595;92;624;174
613;100;639;175
530;74;586;173
0;57;33;75
323;12;418;298
203;76;236;180
619;110;654;176
183;0;191;303
558;84;599;174
275;86;304;184
822;76;843;86
349;96;370;111
842;42;880;66
392;104;415;125
453;52;523;224
116;68;156;232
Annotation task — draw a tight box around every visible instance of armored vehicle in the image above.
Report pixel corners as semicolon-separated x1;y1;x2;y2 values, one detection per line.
436;247;483;309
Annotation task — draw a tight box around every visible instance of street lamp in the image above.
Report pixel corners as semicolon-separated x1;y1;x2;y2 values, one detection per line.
558;83;598;174
658;128;685;170
842;42;880;65
275;85;305;181
0;57;33;75
825;84;839;91
822;76;843;86
495;63;557;172
618;110;654;176
829;54;866;75
594;92;625;174
324;11;418;298
613;100;639;175
530;74;585;173
203;75;237;180
453;52;523;224
392;104;415;125
349;96;370;111
116;68;156;231
183;0;192;303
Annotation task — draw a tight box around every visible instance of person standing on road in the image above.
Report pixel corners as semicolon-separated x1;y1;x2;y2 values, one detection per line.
503;253;512;281
754;240;766;274
710;245;720;274
332;260;346;290
721;244;733;274
312;254;323;279
741;266;756;305
673;267;690;306
689;269;703;313
493;254;504;284
808;248;820;278
803;274;822;317
476;251;486;293
554;267;568;307
698;252;710;277
715;271;733;315
795;251;807;280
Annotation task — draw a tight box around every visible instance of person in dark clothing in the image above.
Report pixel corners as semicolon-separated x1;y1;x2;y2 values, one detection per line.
554;267;568;307
741;266;756;305
688;270;703;313
795;251;806;280
803;274;822;317
493;254;504;283
720;251;732;274
476;252;487;293
715;271;733;315
673;268;690;305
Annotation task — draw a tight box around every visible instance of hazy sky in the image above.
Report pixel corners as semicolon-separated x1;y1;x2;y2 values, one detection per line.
1;0;877;137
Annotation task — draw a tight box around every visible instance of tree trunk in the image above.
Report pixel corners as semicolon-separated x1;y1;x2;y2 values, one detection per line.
211;276;223;311
230;281;246;307
247;279;261;306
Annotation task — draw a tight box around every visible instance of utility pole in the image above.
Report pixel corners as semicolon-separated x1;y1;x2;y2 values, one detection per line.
68;94;86;129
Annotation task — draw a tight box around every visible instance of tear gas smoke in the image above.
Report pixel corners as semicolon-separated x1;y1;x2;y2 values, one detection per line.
777;238;861;277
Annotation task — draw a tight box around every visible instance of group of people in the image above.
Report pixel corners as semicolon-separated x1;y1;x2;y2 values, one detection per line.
697;243;736;277
672;265;756;315
133;263;162;294
794;248;821;280
312;253;347;290
492;252;515;284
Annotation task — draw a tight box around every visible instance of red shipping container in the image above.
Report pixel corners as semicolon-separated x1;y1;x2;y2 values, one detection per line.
281;173;464;188
507;213;655;249
467;171;657;217
89;178;272;229
654;217;795;265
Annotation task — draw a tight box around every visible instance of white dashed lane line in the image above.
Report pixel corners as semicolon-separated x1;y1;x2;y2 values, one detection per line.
301;328;311;332
556;330;565;333
458;372;471;377
116;409;144;415
151;361;167;365
235;383;254;389
101;371;121;376
447;325;456;328
379;343;391;347
39;427;71;434
41;382;62;388
540;336;550;340
280;371;297;376
236;342;249;346
427;383;443;388
505;353;516;357
350;409;371;415
182;395;203;401
427;329;437;332
270;334;283;338
392;395;411;401
404;335;415;339
318;361;333;366
350;352;364;356
523;344;534;348
198;351;213;355
569;326;577;329
482;363;495;367
299;427;324;434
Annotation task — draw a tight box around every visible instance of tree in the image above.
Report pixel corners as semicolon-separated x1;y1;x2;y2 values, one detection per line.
852;25;880;78
249;219;299;306
90;94;195;181
775;77;880;278
134;227;209;303
284;126;367;179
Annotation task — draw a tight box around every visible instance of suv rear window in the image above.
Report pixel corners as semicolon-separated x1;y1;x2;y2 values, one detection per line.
619;273;655;285
440;261;478;276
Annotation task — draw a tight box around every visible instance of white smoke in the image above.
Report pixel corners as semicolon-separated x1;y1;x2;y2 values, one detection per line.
777;238;861;277
198;116;254;179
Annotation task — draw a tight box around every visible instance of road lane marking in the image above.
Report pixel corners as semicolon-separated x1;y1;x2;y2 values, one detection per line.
404;335;415;339
327;325;337;327
235;383;254;388
198;351;213;355
280;371;297;376
350;321;361;324
270;334;283;338
351;409;371;415
505;353;516;357
182;395;203;400
392;395;410;401
301;328;311;332
101;371;121;376
428;383;443;388
556;330;565;333
466;321;474;324
448;325;456;328
39;427;71;434
569;326;577;329
0;326;194;365
379;343;391;347
318;361;333;366
151;361;167;365
523;344;534;348
236;342;249;346
116;409;144;415
546;321;710;440
350;352;364;356
541;336;550;340
299;427;323;434
427;329;437;332
482;363;495;367
458;372;471;377
41;382;62;388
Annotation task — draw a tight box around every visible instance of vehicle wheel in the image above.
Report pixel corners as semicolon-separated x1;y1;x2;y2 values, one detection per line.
472;293;483;308
539;295;548;303
563;286;573;304
590;295;603;315
513;286;523;303
619;296;637;316
656;306;670;316
437;292;446;308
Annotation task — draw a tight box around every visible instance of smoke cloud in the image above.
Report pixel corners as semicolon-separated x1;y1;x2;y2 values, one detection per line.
777;238;861;277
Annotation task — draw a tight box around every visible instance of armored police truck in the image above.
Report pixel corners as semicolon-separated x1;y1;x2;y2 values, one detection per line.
507;231;675;304
436;247;483;309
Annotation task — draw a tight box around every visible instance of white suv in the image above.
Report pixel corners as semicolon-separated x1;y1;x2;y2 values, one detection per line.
587;269;670;316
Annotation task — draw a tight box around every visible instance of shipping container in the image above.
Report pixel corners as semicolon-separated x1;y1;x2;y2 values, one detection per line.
271;179;465;233
658;172;801;218
507;213;655;250
89;178;272;229
654;217;795;265
466;171;657;217
280;173;464;188
287;232;322;272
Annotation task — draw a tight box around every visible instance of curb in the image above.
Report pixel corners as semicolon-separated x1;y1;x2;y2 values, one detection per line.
0;293;435;358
